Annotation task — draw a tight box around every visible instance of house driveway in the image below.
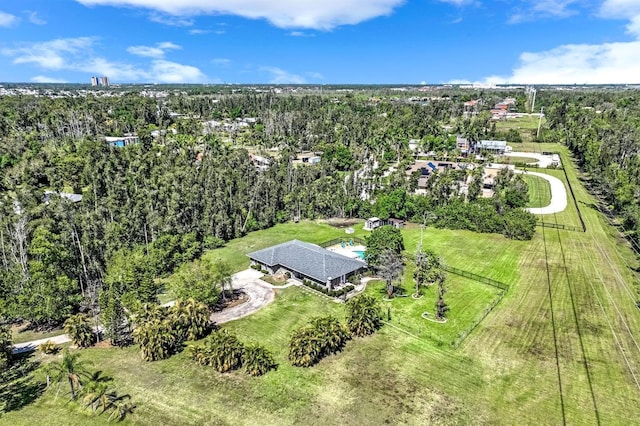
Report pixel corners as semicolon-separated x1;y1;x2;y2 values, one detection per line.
210;269;276;324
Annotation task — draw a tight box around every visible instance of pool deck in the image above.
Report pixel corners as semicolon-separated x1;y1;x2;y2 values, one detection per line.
326;244;366;260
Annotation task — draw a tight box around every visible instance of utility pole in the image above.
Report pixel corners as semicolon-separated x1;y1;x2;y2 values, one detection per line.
536;107;544;140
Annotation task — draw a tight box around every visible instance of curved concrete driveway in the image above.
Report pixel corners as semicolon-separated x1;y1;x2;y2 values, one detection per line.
210;269;275;324
515;170;568;215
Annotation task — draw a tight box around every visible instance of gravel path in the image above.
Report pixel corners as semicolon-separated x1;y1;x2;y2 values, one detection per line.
516;170;568;215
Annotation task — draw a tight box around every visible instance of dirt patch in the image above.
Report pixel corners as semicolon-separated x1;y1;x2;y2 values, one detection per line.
324;218;361;228
213;290;248;312
93;340;114;349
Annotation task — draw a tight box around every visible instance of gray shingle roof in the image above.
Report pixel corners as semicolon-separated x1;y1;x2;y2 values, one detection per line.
247;240;365;283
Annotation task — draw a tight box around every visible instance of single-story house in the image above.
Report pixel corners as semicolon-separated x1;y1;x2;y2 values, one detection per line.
364;217;405;231
247;240;365;289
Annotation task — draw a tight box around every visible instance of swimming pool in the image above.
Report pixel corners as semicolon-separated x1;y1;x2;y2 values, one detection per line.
353;250;365;260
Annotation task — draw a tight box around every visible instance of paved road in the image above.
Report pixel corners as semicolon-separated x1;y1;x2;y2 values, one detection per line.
12;333;73;354
516;170;568;215
210;269;276;324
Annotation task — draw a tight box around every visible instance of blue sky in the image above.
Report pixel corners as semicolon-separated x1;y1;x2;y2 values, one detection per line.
0;0;639;84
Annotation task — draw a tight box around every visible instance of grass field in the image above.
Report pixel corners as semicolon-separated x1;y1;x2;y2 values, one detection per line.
522;174;552;208
4;145;640;424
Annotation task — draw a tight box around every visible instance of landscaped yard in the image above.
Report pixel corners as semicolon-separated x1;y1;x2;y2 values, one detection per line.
4;145;640;425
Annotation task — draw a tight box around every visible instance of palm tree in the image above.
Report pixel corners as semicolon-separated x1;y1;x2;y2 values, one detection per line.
346;295;383;337
170;298;211;341
190;330;244;373
133;318;179;362
288;326;322;367
243;344;277;376
310;316;350;356
47;349;91;400
64;313;95;348
377;249;404;298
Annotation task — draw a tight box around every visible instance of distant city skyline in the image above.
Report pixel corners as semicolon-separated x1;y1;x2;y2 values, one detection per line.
0;1;639;84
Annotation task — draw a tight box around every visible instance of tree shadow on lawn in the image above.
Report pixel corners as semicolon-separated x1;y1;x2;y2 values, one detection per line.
0;353;45;414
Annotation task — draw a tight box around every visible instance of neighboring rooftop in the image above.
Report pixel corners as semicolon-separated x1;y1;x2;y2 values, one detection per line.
247;239;365;283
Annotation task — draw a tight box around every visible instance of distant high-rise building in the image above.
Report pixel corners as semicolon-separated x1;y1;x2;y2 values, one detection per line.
100;76;110;87
91;76;99;86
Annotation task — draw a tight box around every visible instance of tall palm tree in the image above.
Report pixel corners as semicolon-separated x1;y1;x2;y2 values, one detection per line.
47;349;91;400
64;313;95;348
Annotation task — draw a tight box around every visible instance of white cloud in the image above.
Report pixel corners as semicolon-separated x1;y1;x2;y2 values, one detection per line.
600;0;640;36
189;28;210;34
31;76;67;83
149;13;194;26
2;37;96;69
464;41;640;84
2;37;206;83
26;11;46;25
0;10;19;27
74;0;405;30
260;66;306;84
600;0;640;18
211;58;231;66
150;60;205;82
288;31;314;37
127;41;180;58
509;0;578;23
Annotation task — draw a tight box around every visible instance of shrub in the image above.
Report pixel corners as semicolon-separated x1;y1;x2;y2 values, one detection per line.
64;313;95;348
243;344;278;376
284;271;291;279
288;316;350;367
190;330;245;373
38;340;60;354
346;295;383;337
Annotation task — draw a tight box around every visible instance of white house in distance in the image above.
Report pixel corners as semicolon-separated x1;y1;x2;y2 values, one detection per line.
364;217;405;231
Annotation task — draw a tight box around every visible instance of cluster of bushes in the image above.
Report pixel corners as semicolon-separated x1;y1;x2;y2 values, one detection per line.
133;299;211;362
288;295;383;368
190;330;277;376
288;316;351;367
250;263;269;274
302;279;355;298
431;199;536;240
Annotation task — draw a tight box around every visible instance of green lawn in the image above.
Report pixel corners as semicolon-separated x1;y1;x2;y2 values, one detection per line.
5;147;640;424
522;174;552;208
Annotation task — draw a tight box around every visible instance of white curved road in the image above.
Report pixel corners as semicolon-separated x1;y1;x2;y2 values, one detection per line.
515;170;568;215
